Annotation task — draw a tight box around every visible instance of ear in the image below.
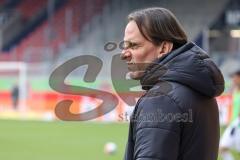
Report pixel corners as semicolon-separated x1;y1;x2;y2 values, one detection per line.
157;41;173;58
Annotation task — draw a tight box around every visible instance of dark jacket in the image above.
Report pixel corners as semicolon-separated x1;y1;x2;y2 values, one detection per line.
124;42;225;160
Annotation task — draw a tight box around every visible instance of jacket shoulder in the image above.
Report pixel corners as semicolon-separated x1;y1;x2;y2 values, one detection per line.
149;81;210;111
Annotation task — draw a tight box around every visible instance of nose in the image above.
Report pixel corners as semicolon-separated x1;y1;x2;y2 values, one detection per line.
120;49;131;61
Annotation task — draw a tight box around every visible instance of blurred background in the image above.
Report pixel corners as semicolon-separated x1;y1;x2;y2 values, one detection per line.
0;0;239;159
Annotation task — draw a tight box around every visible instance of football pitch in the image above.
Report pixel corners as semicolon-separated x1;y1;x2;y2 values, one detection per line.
0;120;239;160
0;120;128;160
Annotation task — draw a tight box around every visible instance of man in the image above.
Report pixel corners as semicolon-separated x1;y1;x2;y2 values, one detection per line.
11;84;19;110
219;70;240;160
121;8;225;160
230;70;240;121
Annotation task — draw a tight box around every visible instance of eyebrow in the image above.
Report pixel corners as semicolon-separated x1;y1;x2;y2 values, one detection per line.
123;39;141;44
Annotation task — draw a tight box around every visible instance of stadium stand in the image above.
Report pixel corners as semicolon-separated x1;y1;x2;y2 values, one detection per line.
54;0;229;78
55;0;228;56
0;0;106;62
16;0;48;20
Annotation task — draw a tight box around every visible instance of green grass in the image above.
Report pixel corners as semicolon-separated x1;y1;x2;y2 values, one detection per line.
0;120;128;160
1;120;239;160
218;150;240;160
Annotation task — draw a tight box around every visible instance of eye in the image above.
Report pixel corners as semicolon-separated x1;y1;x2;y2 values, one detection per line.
119;41;140;50
130;43;140;49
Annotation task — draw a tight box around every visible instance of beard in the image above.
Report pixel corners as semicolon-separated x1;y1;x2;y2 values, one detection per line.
127;62;150;80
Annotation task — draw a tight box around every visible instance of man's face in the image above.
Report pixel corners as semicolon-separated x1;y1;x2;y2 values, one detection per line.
121;21;161;80
232;74;240;88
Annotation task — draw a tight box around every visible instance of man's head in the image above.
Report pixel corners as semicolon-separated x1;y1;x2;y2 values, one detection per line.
232;70;240;89
121;7;187;80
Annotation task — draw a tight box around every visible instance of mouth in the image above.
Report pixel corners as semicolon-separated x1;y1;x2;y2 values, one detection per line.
126;62;133;67
126;62;135;67
126;62;134;65
126;62;139;72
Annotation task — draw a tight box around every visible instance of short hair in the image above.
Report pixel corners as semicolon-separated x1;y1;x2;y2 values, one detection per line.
128;7;188;49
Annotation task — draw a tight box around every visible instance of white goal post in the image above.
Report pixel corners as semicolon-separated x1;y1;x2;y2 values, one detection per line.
0;62;27;110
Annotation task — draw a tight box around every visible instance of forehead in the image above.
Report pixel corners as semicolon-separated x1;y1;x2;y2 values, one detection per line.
124;21;145;42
